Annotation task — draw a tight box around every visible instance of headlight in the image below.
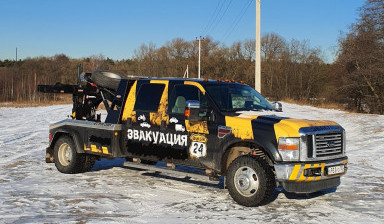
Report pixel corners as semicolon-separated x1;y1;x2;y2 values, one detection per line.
278;137;300;161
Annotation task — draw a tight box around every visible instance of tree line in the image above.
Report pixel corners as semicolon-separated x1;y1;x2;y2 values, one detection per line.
335;0;384;114
0;37;328;104
0;0;383;114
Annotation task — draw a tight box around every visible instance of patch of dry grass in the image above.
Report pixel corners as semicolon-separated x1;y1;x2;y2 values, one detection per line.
0;97;72;108
3;161;26;169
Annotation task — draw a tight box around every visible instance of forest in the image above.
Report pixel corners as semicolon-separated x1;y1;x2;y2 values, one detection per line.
0;0;383;114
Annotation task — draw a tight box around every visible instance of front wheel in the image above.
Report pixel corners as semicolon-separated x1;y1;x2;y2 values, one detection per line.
54;136;85;174
226;156;275;207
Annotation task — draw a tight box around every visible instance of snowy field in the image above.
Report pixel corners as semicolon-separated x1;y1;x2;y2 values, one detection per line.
0;103;383;224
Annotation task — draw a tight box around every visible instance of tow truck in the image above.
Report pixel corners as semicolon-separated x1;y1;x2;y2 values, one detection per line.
38;66;347;206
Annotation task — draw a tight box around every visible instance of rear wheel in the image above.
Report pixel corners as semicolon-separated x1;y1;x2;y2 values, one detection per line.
54;136;85;174
226;156;275;207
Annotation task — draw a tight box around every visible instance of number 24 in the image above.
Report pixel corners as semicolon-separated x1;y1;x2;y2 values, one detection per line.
192;143;204;154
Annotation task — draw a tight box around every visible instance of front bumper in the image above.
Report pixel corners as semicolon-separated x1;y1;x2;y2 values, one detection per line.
274;157;348;193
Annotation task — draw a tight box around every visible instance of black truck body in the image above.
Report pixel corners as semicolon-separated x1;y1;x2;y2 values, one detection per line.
40;70;348;206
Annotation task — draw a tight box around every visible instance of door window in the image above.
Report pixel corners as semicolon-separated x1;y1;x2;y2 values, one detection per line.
169;85;207;114
134;83;165;112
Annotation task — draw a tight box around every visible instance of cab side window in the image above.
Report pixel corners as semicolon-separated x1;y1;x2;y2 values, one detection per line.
134;83;165;112
169;85;207;114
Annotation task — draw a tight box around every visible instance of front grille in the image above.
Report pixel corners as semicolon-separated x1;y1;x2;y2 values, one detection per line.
314;132;343;157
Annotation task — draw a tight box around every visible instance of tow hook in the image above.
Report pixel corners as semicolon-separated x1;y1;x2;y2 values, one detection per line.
303;167;322;177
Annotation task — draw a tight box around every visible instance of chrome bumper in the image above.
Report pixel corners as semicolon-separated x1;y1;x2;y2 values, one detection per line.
274;157;347;189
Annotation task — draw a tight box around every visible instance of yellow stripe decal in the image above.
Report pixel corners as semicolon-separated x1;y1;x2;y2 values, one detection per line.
289;165;301;180
102;146;109;154
90;144;101;153
121;81;138;121
88;145;110;155
305;164;320;182
185;120;209;134
316;163;326;180
149;80;169;126
182;81;209;134
225;116;254;140
298;164;311;182
321;163;326;172
184;81;206;94
274;118;339;142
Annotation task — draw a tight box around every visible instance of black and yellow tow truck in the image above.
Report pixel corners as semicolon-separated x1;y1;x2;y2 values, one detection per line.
38;67;347;207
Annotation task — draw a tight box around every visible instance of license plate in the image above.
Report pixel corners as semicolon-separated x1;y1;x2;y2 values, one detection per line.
327;165;345;175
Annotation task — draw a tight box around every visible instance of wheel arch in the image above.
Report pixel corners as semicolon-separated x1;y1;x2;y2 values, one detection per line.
219;139;275;175
50;129;85;154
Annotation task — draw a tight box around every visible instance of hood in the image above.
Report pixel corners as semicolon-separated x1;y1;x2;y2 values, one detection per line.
225;111;339;142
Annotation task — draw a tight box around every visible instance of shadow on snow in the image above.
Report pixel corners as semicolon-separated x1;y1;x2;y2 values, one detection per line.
90;158;338;202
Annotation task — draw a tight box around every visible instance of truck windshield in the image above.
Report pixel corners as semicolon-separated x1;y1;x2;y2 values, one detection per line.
205;84;276;112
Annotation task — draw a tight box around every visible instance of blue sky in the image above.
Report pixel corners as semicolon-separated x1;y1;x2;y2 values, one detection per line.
1;0;365;62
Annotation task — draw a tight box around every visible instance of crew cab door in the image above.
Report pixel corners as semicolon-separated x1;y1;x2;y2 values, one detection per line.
123;80;189;159
168;82;216;167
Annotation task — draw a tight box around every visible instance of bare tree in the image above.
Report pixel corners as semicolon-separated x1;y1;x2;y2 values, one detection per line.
336;0;384;114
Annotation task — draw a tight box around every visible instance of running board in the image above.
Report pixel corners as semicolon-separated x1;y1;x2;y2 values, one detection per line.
122;161;224;188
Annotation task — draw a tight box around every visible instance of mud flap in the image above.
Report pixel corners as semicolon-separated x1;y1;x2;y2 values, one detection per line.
46;147;54;163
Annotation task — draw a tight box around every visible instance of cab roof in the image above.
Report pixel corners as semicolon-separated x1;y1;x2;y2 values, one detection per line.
123;76;247;86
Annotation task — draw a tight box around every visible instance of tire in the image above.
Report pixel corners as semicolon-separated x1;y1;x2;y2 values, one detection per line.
81;154;96;172
53;136;85;174
226;156;275;207
90;70;123;90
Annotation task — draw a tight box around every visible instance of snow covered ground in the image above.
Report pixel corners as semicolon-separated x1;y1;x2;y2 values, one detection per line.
0;103;383;224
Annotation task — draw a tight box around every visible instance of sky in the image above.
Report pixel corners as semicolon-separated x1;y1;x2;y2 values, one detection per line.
0;0;365;63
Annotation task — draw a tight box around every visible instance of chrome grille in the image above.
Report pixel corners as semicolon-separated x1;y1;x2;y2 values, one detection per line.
314;132;343;157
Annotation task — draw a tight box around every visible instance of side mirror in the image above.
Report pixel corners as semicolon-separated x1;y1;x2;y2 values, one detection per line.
185;100;200;121
272;101;283;112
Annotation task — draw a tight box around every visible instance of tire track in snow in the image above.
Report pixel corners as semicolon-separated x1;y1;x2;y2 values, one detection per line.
1;131;39;145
